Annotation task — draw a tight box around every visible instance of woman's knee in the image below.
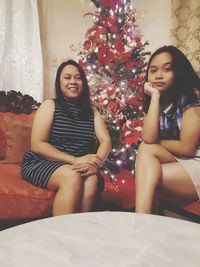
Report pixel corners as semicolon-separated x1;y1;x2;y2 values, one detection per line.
137;142;176;165
136;142;155;168
47;167;82;192
137;142;159;155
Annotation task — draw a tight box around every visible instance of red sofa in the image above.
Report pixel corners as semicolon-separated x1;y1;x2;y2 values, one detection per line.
0;111;135;228
0;112;54;227
0;111;199;229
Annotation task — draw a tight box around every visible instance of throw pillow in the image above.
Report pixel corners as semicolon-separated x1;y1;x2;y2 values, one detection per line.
0;112;35;164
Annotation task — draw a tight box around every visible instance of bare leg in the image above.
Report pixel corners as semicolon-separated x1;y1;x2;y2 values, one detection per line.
135;142;198;214
135;142;176;213
81;174;98;212
160;162;198;198
47;165;83;216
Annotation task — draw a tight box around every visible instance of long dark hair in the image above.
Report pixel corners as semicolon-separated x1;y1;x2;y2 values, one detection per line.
143;45;200;112
55;59;93;117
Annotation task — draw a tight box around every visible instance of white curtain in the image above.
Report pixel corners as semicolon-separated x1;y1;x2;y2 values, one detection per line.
0;0;43;102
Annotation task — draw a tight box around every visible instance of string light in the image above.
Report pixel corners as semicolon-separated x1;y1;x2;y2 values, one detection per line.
116;160;122;165
132;68;136;73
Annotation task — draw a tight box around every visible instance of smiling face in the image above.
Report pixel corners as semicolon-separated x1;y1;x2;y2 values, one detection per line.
147;52;175;93
60;64;83;99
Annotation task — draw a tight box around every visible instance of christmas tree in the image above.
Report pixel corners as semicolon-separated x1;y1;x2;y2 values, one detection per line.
71;0;149;178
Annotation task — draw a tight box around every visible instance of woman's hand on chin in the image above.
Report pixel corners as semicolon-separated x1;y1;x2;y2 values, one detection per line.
144;82;160;97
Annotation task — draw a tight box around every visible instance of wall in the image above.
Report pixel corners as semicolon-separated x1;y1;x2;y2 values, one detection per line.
133;0;172;53
39;0;95;98
40;0;172;99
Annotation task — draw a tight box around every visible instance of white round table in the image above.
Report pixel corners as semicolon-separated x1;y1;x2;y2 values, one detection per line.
0;212;199;266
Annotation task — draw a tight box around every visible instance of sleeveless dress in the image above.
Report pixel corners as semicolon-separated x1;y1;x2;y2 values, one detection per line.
159;88;200;199
21;100;98;189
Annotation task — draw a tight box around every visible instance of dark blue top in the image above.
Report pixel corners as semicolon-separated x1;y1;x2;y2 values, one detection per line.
159;88;200;154
49;100;97;156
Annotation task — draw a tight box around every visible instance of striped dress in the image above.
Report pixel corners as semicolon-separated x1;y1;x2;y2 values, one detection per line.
21;99;97;189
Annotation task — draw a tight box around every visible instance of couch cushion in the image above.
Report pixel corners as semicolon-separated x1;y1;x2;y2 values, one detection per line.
0;164;55;220
183;201;200;216
162;197;200;218
0;112;35;163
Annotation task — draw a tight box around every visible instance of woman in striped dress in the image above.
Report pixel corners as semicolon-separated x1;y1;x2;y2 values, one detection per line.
21;60;111;216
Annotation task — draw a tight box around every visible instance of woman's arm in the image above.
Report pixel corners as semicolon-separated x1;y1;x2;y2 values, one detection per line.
93;107;112;163
31;99;76;164
72;107;111;169
142;83;161;143
71;107;112;177
160;107;200;156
